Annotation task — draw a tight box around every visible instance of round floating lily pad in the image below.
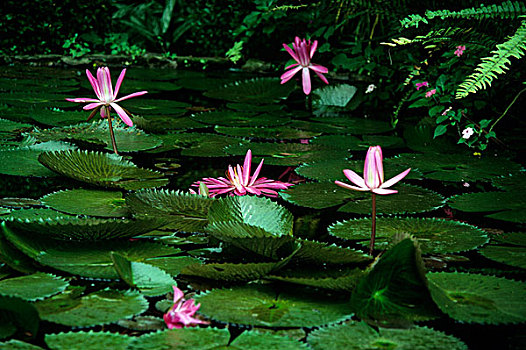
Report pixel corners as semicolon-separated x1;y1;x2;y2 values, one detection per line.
4;207;167;241
492;232;526;246
30;120;163;152
0;118;32;135
120;98;190;114
192;110;291;127
0;141;77;177
312;84;358;108
35;288;149;327
288;120;349;134
45;331;132;350
182;261;278;282
1;223;180;279
174;133;246;157
394;153;522;182
30;109;89;127
126;189;214;233
280;182;361;209
267;267;365;291
307;321;468;350
0;273;69;301
227;102;284;112
0;340;44;349
132;115;202;133
195;284;353;327
127;328;229;350
145;256;202;277
215;125;321;140
204;77;295;104
448;191;526;223
38;150;168;190
329;217;488;254
310;116;393;135
479;245;526;269
427;272;526;324
41;189;129;218
338;184;445;215
311;134;404;150
225;142;349;166
0;92;72;109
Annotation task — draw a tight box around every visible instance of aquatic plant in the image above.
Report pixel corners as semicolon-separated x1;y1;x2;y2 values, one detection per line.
66;67;147;154
335;146;411;255
163;286;208;329
192;149;293;197
280;36;329;95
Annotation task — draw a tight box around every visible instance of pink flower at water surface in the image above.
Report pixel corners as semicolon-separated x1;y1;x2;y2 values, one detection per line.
455;45;466;57
335;146;411;195
280;36;329;95
415;81;428;90
163;286;208;329
425;89;437;98
66;67;147;126
192;149;293;197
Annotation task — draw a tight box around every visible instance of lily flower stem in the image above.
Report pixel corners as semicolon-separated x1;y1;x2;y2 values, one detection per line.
106;106;119;155
370;193;376;256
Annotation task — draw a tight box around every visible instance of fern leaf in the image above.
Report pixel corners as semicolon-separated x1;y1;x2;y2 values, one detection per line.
456;20;526;99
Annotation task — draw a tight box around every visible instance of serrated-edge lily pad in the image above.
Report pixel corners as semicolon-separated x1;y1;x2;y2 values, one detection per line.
426;272;526;324
492;232;526;247
35;288;148;327
215;125;321;140
448;191;526;223
126;189;213;233
312;84;358;108
479;245;526;269
182;261;278;282
40;189;129;218
195;284;353;327
192;110;291;128
307;321;468;350
0;272;69;301
127;328;230;350
267;267;365;292
45;331;132;350
0;340;44;349
204;77;295;104
329;217;488;254
38;150;168;190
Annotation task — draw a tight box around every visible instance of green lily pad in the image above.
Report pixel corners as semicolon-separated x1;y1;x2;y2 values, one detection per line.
120;98;191;114
448;191;526;223
1;222;180;279
38;150;169;190
0;340;44;349
492;232;526;246
394;152;522;182
191;110;290;127
307;321;468;350
227;102;284;112
0;118;32;135
267;267;366;292
132;115;203;133
29;109;89;127
280;181;360;209
195;284;353;327
291;238;371;265
287;120;349;134
45;331;132;350
153;132;245;156
0;273;69;301
144;256;202;277
329;217;488;254
0;295;39;340
0;92;72;109
312;84;358;108
204;77;295;104
126;189;214;233
479;245;526;269
3;207;167;241
215;125;321;140
311;134;405;150
310;116;393;135
403;124;458;153
40;189;130;218
492;172;526;191
225;142;349;166
426;272;526;324
351;237;440;325
181;261;278;282
0;141;77;177
35;288;148;327
30;120;163;152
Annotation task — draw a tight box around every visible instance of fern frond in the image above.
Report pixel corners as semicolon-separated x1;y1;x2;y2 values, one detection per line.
456;20;526;99
400;1;526;28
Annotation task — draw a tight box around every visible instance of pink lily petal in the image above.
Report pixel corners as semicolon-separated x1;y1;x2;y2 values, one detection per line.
380;168;411;189
249;159;265;186
283;43;300;64
373;188;398;195
285;63;300;70
280;66;303;84
114;90;148;103
309;64;329;74
335;180;370;192
83;102;103;110
86;69;102;99
342;169;367;188
309;40;318;59
172;286;184;303
65;97;100;103
302;67;311;95
242;150;252;185
110;102;133;126
113;69;126;99
313;70;329;85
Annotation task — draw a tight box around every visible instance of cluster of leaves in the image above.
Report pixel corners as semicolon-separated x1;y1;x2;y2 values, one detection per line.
0;66;524;349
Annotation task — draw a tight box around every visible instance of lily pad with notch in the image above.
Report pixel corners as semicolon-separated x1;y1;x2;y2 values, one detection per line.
448;191;526;223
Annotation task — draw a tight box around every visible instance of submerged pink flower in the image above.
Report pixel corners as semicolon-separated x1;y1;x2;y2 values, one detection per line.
335;146;410;195
280;36;329;95
66;67;147;126
193;149;293;197
415;81;428;90
425;89;437;98
163;286;208;329
455;45;466;57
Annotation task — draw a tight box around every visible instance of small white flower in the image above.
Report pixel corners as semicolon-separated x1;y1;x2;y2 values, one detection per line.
365;84;376;94
462;127;474;140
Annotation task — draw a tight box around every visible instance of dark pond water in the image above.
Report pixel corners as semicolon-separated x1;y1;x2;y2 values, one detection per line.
0;65;524;349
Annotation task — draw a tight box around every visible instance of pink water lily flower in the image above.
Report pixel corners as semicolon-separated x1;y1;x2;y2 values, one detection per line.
425;88;437;98
455;45;466;57
193;149;293;197
163;286;208;329
280;36;329;95
415;81;428;90
66;67;147;126
335;146;411;195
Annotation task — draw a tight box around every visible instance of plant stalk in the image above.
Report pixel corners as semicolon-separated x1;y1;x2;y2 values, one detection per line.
106;106;118;155
370;193;376;255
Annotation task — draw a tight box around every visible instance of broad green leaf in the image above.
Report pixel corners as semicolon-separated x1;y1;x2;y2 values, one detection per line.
0;273;68;301
45;331;132;350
